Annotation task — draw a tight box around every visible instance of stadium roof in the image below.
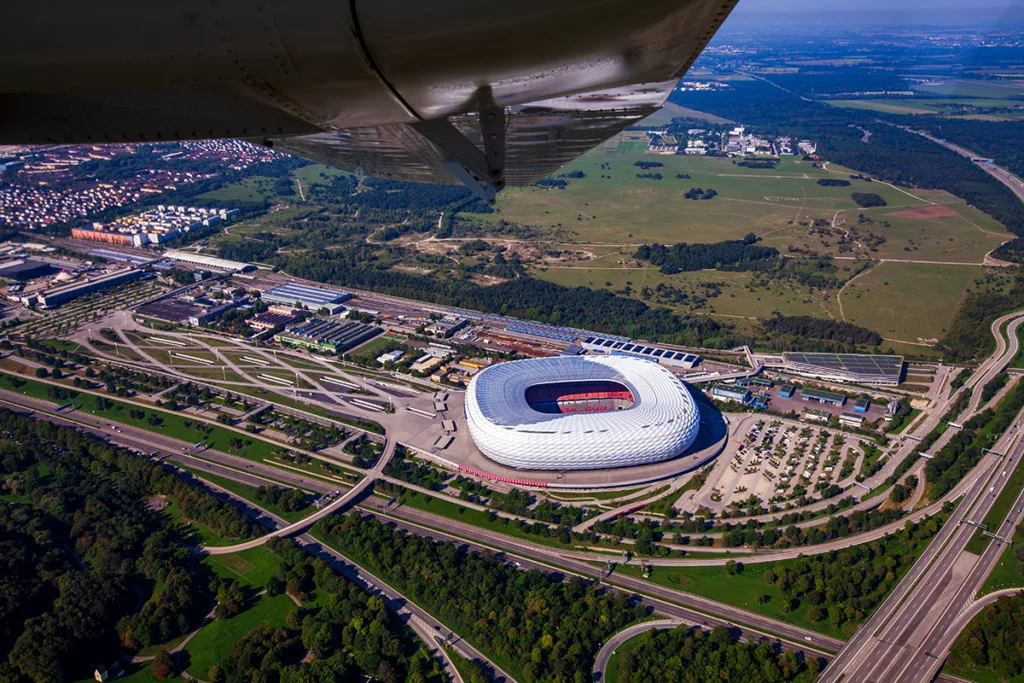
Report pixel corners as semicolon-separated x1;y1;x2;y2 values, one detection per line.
465;355;700;470
783;352;903;379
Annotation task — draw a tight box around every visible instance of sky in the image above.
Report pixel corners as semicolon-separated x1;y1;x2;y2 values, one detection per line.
725;0;1024;26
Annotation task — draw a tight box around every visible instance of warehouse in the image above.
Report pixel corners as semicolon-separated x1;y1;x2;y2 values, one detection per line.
37;268;146;308
262;282;352;313
800;388;847;407
711;384;751;403
274;319;380;354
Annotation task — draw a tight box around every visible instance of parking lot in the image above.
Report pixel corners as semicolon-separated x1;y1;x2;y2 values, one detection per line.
699;417;893;514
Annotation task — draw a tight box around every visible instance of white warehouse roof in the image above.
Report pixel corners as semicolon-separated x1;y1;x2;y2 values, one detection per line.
465;355;700;471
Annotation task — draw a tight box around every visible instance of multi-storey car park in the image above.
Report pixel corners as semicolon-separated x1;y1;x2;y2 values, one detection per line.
274;319;380;354
464;355;701;471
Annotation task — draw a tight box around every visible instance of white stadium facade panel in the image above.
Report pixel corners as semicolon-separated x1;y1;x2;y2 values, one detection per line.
465;355;700;471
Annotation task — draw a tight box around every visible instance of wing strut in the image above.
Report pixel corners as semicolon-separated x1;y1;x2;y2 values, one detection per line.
412;106;506;204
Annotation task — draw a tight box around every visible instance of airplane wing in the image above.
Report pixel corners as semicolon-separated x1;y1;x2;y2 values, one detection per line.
0;0;738;201
268;80;678;190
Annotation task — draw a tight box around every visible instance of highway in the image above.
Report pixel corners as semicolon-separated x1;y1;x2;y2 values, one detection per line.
908;127;1024;204
819;400;1024;682
11;301;1024;681
189;472;511;683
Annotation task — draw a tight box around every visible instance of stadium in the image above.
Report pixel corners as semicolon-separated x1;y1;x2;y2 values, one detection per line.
464;355;700;471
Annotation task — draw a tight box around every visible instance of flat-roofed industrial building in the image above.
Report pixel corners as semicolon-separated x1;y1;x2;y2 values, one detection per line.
262;282;352;313
274;319;380;354
37;268;146;308
800;387;847;407
711;384;751;403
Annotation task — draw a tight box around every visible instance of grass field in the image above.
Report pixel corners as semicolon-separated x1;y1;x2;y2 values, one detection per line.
457;148;1008;341
913;79;1024;99
182;593;296;678
840;262;980;343
966;464;1024;555
612;561;847;638
978;524;1024;596
198;176;290;204
204;546;283;589
482;154;907;247
829;97;1024;121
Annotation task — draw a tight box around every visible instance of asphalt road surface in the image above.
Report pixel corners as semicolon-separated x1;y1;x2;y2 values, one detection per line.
819;404;1024;683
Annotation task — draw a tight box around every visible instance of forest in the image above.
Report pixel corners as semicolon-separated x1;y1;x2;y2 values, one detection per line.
634;234;777;274
851;192;887;208
0;408;256;682
316;512;648;683
756;513;947;631
280;245;728;347
938;270;1024;359
760;316;882;346
930;119;1024;179
615;625;819;683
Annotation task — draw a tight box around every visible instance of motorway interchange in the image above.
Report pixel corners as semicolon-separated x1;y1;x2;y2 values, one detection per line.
6;297;1024;681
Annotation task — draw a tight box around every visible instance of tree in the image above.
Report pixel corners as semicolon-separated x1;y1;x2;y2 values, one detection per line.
35;367;49;378
152;650;176;680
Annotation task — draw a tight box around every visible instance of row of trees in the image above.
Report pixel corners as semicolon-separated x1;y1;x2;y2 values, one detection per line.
253;485;309;513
